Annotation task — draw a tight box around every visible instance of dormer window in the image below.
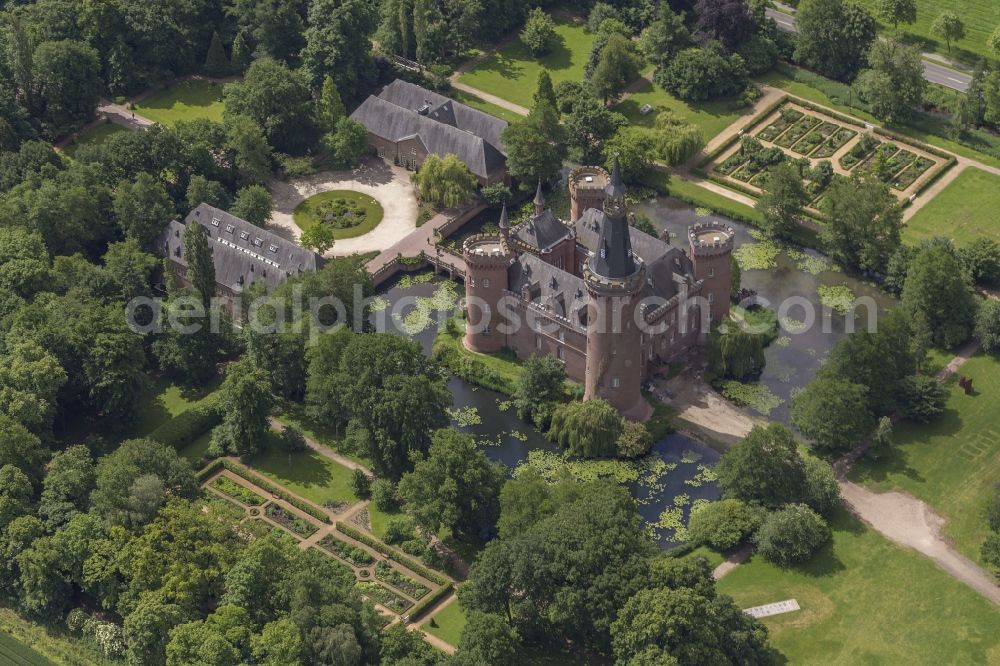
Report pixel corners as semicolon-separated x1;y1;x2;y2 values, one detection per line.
211;217;221;227
253;238;263;247
225;224;235;233
268;244;278;253
240;231;250;240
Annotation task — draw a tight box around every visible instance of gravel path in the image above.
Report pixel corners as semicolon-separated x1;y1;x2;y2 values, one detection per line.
267;158;419;257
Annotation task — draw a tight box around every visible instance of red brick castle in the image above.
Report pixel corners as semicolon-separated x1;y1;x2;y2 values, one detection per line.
463;160;734;420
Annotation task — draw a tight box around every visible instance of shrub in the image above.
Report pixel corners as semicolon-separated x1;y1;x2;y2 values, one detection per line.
898;375;947;423
988;491;1000;533
616;420;652;458
481;183;511;208
371;479;397;511
384;516;415;545
401;538;428;557
754;504;830;566
802;457;840;516
352;469;372;498
982;533;1000;569
688;498;765;551
976;300;1000;355
521;8;557;57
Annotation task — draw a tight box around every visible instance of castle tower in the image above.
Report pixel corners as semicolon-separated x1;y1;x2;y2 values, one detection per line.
582;158;651;421
533;180;546;216
463;205;512;353
688;221;735;326
569;165;610;222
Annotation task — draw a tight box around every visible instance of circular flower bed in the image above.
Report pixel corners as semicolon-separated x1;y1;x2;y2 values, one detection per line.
357;569;371;579
249;508;260;517
293;190;385;240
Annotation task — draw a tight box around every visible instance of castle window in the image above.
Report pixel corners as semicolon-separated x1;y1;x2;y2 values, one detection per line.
558;329;565;342
410;147;417;155
484;325;491;335
648;346;654;359
240;231;250;240
483;278;490;288
557;347;565;360
709;267;715;278
536;336;542;350
469;278;475;287
211;217;221;227
612;377;620;388
708;293;714;303
225;224;235;233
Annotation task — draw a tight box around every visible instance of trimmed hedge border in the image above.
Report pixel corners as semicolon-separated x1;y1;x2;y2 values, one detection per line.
706;172;761;200
202;459;332;524
406;583;454;622
911;156;958;199
789;97;868;130
336;522;449;586
196;458;224;482
149;393;222;451
698;95;791;168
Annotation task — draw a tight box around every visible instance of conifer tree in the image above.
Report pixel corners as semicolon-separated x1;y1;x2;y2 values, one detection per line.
183;222;215;309
316;75;346;134
230;31;252;73
204;31;230;77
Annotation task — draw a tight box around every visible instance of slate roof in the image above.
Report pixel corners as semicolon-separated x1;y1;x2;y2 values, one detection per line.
574;208;695;303
376;80;508;152
158;204;323;294
351;80;508;180
510;209;571;251
508;253;587;327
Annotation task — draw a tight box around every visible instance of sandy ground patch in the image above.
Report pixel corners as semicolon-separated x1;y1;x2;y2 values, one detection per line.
268;157;419;256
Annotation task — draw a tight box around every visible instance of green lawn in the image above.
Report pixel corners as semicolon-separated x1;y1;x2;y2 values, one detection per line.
717;508;1000;665
367;503;401;540
178;431;213;465
458;16;598;109
63;122;128;157
132;376;221;438
853;0;1000;63
850;353;1000;564
422;600;466;647
292;190;385;239
679;545;726;569
904;168;1000;245
0;631;54;666
615;76;745;142
247;431;358;507
135;79;226;125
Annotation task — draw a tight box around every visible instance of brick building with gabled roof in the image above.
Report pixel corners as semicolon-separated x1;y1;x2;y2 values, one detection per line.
350;79;509;184
157;203;324;310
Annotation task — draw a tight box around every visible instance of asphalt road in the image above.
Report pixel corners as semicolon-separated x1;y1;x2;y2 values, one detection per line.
765;7;972;93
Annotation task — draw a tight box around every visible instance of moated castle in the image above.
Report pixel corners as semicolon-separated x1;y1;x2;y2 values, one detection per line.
462;160;735;420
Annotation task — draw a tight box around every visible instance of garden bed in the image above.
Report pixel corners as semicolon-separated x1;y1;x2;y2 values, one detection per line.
891;156;935;191
265;504;318;538
357;581;412;614
292;190;385;239
774;115;821;148
791;122;838;156
839;134;881;171
209;476;266;506
812;127;858;158
756;108;804;142
318;535;375;566
374;561;429;600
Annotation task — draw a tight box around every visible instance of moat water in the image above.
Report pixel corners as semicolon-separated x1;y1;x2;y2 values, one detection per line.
375;196;897;547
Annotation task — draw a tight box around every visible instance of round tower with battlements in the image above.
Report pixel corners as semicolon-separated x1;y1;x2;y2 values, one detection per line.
569;166;610;222
688;221;735;326
462;205;513;353
582;158;651;421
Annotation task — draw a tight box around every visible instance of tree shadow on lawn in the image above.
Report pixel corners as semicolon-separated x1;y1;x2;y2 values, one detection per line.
538;34;572;72
473;52;525;81
850;407;964;486
248;436;337;496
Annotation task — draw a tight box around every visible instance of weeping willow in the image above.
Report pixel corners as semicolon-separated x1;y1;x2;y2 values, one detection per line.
708;327;766;382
